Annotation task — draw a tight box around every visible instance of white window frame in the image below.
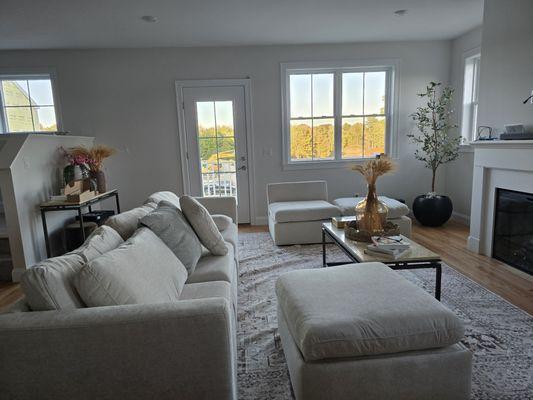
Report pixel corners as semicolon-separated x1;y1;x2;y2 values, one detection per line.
281;59;399;170
460;49;481;144
0;68;62;134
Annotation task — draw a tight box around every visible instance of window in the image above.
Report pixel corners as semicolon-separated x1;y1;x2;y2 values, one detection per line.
0;74;59;133
282;61;395;167
461;52;481;143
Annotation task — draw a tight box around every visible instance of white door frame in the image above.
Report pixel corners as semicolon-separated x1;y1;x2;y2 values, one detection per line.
175;78;256;224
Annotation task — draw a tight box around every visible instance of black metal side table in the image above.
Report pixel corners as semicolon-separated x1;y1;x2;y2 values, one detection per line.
40;189;120;258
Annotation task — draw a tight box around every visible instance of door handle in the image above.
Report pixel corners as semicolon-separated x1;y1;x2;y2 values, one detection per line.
237;165;247;171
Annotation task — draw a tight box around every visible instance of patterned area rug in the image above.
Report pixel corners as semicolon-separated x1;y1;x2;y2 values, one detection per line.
237;231;533;400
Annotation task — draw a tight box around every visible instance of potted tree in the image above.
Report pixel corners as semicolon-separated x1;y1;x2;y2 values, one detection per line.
408;82;460;227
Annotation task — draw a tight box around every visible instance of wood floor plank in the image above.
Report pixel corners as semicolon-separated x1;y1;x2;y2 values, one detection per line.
1;221;531;314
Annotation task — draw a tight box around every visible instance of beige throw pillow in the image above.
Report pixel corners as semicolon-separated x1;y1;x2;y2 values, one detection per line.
179;195;228;256
74;228;188;307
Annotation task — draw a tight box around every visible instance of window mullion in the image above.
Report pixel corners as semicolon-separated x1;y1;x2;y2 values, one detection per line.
334;71;342;161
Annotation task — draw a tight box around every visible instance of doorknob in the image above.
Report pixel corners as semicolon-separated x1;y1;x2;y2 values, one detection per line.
237;165;247;171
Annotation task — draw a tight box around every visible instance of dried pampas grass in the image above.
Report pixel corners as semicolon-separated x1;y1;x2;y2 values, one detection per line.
352;156;395;185
68;144;116;172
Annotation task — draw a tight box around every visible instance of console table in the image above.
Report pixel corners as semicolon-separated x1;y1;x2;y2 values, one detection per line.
40;190;120;258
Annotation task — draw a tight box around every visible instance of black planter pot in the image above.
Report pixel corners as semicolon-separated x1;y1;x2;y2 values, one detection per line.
412;195;453;227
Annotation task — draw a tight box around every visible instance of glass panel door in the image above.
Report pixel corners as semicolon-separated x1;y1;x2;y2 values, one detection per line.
196;101;237;197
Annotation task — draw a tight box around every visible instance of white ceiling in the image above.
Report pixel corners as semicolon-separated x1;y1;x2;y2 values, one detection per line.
0;0;484;50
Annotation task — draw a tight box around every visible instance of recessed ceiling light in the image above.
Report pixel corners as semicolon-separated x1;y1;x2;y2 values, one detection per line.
394;9;408;16
141;15;158;23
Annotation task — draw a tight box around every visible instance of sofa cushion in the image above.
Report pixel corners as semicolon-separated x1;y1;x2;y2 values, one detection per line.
140;200;203;275
180;281;232;303
212;214;232;231
187;245;236;285
74;228;188;307
21;254;86;311
180;195;228;256
276;263;465;361
105;205;154;240
74;225;124;262
269;200;340;223
333;196;409;219
20;226;124;311
144;191;181;209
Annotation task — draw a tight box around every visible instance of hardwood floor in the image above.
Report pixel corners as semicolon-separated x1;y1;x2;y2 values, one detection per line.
1;220;532;314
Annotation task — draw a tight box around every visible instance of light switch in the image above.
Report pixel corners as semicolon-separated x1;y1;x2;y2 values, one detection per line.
262;148;273;157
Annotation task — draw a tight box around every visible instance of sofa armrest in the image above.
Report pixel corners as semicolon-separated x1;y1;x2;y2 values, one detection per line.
195;196;238;224
0;298;237;400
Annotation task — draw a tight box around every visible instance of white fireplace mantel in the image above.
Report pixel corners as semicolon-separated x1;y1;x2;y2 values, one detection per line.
468;140;533;255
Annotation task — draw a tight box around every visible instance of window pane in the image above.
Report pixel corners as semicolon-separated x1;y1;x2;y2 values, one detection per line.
215;101;234;137
199;138;219;173
218;172;237;197
290;74;311;118
313;119;334;159
196;101;216;137
216;138;236;172
2;80;31;106
28;79;54;105
312;74;333;117
342;117;364;158
342;73;363;116
34;106;57;131
290;119;312;160
5;107;34;132
364;116;386;157
202;173;219;197
364;72;386;115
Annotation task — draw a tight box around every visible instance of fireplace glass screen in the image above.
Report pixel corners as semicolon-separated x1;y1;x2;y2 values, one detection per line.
493;188;533;275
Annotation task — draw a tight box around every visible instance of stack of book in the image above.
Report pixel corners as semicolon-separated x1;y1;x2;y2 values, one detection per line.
365;235;411;259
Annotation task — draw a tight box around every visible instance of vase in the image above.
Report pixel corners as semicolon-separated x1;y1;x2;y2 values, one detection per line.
91;170;107;194
354;183;388;235
412;194;453;227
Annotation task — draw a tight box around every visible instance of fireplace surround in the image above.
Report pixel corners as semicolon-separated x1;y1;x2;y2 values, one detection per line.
468;140;533;273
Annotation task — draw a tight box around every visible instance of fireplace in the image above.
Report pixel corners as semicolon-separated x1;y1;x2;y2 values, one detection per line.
493;188;533;275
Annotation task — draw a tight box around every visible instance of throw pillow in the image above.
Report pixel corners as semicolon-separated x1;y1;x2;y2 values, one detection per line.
104;205;155;240
179;195;228;256
140;200;203;275
74;227;188;307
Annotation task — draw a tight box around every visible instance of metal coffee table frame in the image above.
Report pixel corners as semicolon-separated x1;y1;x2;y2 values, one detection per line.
322;225;442;300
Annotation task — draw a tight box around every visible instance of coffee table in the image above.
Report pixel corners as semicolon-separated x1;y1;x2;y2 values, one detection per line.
322;222;442;300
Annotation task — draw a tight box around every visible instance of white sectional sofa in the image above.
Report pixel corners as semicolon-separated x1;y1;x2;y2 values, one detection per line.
0;191;239;400
267;181;412;246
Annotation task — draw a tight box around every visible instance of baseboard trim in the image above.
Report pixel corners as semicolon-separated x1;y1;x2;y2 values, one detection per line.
467;236;480;253
11;267;25;283
253;216;268;226
451;211;470;225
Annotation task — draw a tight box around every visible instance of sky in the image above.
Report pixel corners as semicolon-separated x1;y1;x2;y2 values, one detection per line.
196;101;234;130
290;71;386;118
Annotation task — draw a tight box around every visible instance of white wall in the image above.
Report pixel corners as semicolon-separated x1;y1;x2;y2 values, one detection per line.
0;41;452;223
477;0;533;133
444;27;482;221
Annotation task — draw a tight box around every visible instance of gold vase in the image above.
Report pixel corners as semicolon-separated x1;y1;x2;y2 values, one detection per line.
354;183;388;234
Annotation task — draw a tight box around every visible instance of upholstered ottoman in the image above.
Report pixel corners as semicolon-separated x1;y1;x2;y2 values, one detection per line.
333;196;412;237
276;263;472;400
